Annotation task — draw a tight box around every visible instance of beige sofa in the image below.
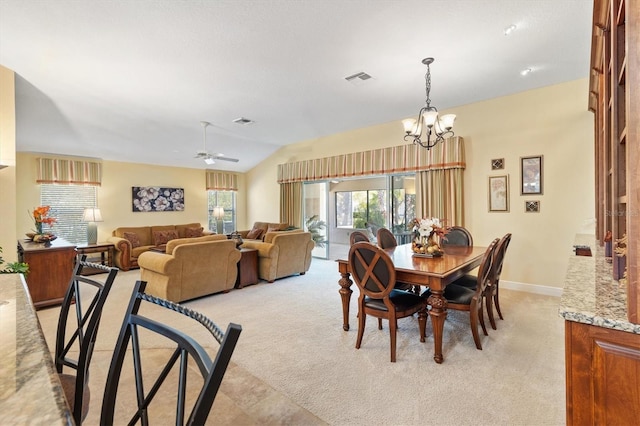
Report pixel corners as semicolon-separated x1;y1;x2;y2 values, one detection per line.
137;238;241;303
239;221;290;241
240;230;314;283
107;223;219;271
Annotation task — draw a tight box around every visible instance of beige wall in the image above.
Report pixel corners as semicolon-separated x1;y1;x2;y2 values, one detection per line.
246;79;595;289
15;154;247;243
0;66;18;262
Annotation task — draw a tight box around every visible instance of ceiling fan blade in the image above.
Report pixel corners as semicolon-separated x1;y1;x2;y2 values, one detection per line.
211;155;239;163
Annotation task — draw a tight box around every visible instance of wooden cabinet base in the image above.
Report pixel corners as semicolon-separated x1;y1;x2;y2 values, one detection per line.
565;321;640;424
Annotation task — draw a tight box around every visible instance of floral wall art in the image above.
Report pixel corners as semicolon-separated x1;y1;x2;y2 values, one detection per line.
132;187;185;212
488;175;509;212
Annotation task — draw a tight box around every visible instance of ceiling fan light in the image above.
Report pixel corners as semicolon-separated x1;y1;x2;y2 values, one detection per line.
204;157;215;165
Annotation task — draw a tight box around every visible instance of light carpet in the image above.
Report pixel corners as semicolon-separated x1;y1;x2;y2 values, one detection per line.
38;257;566;425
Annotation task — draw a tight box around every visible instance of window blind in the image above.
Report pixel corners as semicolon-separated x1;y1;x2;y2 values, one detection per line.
40;184;97;244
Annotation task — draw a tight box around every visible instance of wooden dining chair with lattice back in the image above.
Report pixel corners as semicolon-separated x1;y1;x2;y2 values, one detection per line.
376;227;415;293
442;238;499;350
441;226;473;246
100;280;242;426
350;230;370;245
486;233;512;328
348;242;428;362
55;255;119;424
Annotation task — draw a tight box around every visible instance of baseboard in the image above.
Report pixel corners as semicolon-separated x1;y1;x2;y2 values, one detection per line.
501;280;563;297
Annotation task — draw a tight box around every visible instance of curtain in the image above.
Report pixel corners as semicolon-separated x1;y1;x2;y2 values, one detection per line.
206;171;238;191
416;168;464;226
280;182;303;228
36;158;102;186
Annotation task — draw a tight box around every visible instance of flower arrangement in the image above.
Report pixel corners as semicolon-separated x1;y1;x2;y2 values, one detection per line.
31;205;56;234
410;217;449;255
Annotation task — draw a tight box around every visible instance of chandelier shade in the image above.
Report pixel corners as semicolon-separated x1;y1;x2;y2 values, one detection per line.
403;57;456;149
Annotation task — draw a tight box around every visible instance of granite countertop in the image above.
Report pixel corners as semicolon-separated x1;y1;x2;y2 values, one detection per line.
559;234;640;334
0;274;73;425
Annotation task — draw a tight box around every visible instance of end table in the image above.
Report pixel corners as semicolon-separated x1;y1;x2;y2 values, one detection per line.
235;248;259;289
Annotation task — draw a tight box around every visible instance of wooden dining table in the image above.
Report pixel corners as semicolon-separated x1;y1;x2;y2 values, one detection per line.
336;243;487;364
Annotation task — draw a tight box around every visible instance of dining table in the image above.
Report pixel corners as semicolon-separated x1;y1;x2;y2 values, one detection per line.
336;243;487;364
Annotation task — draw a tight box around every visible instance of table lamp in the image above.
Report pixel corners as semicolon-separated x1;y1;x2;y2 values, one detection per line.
213;206;225;234
82;207;103;244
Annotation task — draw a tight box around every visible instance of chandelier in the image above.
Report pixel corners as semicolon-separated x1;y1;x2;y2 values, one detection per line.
402;57;456;149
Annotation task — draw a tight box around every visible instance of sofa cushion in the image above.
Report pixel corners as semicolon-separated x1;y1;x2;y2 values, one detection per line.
153;230;179;246
174;223;206;238
123;232;141;248
246;227;263;240
185;226;204;238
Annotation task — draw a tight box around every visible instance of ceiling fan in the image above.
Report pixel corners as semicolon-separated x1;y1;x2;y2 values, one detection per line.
194;121;240;165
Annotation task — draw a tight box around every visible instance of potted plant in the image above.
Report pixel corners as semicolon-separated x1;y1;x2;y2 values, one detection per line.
305;215;327;248
0;246;29;274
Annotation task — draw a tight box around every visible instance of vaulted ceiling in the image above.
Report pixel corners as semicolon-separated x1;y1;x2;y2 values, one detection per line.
0;1;593;172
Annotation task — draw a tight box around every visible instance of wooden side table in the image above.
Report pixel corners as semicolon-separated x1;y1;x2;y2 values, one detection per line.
235;248;259;289
76;242;115;275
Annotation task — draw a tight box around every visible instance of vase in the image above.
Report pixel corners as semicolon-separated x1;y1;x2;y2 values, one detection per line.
35;222;43;235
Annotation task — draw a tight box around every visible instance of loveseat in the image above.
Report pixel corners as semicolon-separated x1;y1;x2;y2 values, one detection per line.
239;221;290;241
240;229;314;282
107;223;219;271
137;238;241;303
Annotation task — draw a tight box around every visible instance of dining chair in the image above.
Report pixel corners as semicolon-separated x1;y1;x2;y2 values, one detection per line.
350;230;370;245
100;280;242;426
486;233;512;327
441;226;473;246
376;227;415;292
348;242;428;362
55;255;119;425
442;238;499;350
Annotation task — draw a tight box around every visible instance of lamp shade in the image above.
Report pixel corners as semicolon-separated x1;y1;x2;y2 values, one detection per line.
82;208;103;222
213;206;225;219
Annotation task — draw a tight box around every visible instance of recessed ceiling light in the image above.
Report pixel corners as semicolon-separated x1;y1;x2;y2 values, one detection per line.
520;68;532;76
504;24;517;36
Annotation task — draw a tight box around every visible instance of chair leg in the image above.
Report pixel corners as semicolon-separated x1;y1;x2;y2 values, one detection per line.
378;318;383;330
486;286;497;330
470;300;483;350
494;284;504;320
418;309;427;343
355;309;366;350
389;317;397;362
478;298;488;336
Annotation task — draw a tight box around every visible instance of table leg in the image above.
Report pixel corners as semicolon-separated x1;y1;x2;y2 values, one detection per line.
427;291;448;363
338;272;353;331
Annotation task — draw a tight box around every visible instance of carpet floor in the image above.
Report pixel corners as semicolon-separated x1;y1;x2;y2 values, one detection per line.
37;257;565;425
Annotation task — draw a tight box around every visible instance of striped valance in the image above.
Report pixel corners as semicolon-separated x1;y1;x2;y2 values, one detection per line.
206;171;238;191
36;157;102;186
277;137;465;183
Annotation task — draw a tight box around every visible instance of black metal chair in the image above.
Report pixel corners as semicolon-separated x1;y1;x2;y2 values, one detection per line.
441;226;473;246
100;280;242;426
55;255;119;425
348;242;428;362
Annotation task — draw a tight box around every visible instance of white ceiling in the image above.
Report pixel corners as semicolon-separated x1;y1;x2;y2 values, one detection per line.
0;0;593;172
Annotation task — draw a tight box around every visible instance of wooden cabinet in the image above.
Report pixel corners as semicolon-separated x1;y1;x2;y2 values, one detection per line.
591;0;639;322
17;237;76;309
235;248;259;289
565;321;640;424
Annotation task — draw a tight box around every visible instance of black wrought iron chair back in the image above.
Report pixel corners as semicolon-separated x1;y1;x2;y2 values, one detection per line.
442;226;473;246
349;230;370;245
100;280;242;426
55;255;119;424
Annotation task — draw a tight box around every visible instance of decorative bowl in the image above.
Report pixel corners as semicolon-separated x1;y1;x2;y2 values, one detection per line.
33;233;57;243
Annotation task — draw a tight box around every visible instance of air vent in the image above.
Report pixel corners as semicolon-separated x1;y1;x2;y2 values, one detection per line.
345;71;373;83
233;117;255;125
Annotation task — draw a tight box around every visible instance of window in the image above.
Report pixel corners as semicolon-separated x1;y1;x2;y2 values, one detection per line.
40;184;97;244
391;176;416;233
336;189;387;229
207;190;236;234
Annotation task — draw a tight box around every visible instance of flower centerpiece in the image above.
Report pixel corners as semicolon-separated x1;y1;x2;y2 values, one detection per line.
410;217;449;256
29;206;57;243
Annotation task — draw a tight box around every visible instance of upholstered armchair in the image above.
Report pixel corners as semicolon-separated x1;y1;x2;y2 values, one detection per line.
137;239;241;303
240;230;314;282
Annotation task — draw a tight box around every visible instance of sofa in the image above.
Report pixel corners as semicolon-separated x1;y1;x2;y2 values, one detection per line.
107;223;219;271
137;238;241;303
240;229;314;282
239;221;290;241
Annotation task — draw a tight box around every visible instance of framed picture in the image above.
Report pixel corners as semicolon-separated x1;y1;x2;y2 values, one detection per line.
521;155;543;195
488;175;509;212
525;200;540;213
491;158;504;170
132;186;185;212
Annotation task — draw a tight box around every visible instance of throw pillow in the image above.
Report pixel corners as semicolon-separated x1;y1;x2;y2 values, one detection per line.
246;227;263;240
123;232;141;248
153;230;179;246
185;227;204;238
266;226;280;234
